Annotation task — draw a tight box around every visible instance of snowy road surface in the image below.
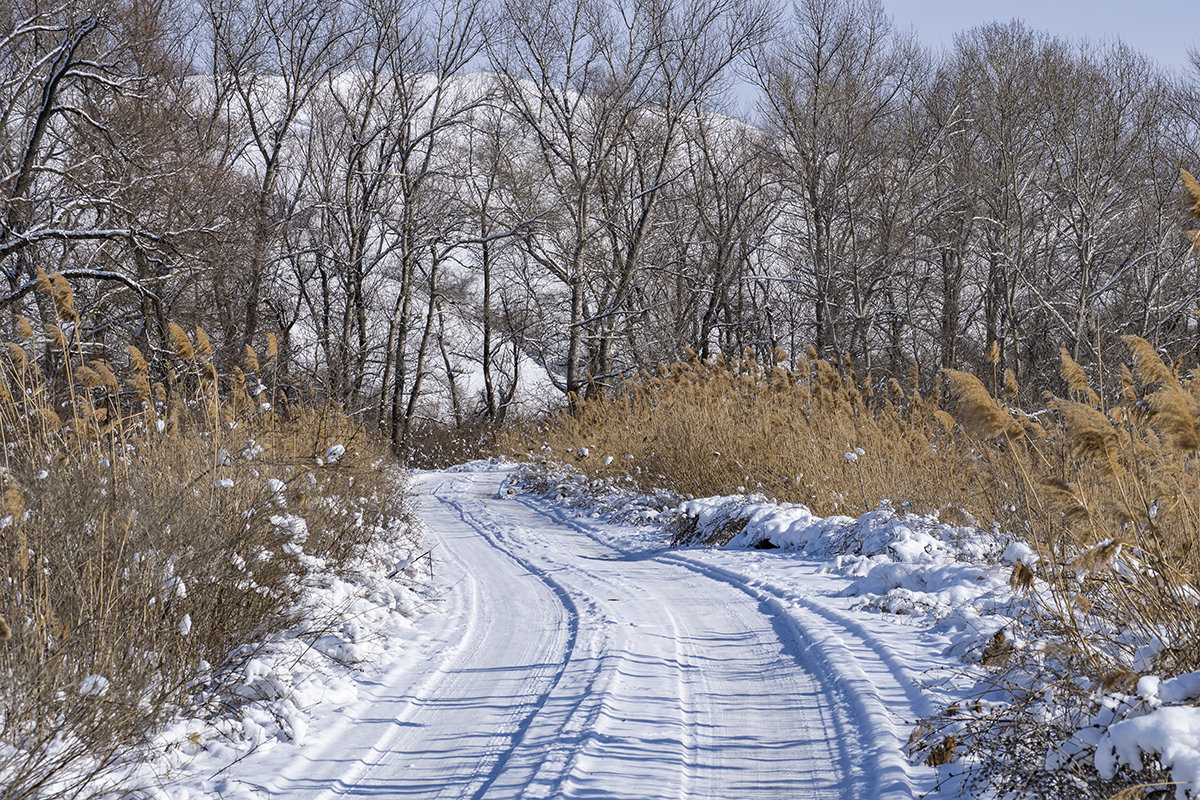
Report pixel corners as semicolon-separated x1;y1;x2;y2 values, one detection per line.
218;466;945;799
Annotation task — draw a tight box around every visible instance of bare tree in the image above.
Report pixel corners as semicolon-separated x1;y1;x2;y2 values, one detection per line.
754;0;917;364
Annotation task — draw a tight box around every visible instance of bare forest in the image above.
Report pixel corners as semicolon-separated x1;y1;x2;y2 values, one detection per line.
4;0;1200;451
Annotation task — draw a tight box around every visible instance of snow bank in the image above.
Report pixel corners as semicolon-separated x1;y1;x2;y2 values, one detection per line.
678;495;1013;636
1084;671;1200;799
107;509;434;799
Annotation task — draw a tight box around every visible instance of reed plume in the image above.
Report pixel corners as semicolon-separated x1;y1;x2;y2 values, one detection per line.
90;361;121;395
1182;168;1200;217
46;324;66;350
74;365;101;391
942;369;1023;439
1059;349;1099;405
1002;369;1019;400
126;345;148;374
1055;400;1119;463
1122;335;1173;387
244;344;260;373
195;326;213;361
6;343;28;371
1148;386;1199;451
48;273;76;322
33;267;51;294
168;323;194;361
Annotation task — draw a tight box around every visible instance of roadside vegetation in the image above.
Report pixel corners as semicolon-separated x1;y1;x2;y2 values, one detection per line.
510;332;1200;797
0;278;410;800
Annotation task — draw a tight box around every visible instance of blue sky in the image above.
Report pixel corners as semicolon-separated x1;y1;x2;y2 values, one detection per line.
884;1;1195;69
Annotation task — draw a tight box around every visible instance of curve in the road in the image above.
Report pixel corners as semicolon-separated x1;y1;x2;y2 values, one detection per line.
219;467;934;800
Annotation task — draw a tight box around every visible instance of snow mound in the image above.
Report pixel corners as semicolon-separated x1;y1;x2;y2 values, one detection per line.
678;496;1012;627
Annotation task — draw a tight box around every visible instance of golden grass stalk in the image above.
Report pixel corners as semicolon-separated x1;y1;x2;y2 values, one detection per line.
6;342;28;371
48;273;77;322
1183;168;1200;218
1059;348;1099;405
244;344;260;373
74;365;101;391
168;323;194;361
1056;400;1119;463
4;483;25;517
46;324;66;350
1039;477;1090;523
1148;386;1199;451
33;267;52;294
15;315;33;339
1122;335;1173;387
131;372;151;404
90;361;121;395
942;369;1023;439
126;345;148;374
195;326;213;361
266;334;278;360
1002;368;1018;400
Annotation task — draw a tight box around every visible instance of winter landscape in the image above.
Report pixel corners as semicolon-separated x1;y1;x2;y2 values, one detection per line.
4;0;1200;797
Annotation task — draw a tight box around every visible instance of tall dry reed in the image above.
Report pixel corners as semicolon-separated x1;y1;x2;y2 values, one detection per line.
517;341;1200;678
0;292;410;800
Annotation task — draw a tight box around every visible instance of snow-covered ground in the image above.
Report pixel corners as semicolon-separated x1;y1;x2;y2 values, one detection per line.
145;463;979;799
134;460;1200;799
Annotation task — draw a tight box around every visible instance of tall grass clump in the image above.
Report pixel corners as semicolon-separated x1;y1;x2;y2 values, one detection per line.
0;286;411;799
518;341;1200;679
510;350;1007;524
900;338;1200;798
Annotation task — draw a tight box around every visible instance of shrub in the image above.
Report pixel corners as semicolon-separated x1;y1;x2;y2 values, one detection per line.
0;307;409;799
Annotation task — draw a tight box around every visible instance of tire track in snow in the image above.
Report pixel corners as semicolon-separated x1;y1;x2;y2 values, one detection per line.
430;480;632;799
506;485;858;799
660;554;931;800
515;489;931;800
240;473;581;799
210;467;932;799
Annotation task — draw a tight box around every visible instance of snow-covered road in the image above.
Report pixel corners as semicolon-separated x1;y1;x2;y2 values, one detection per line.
216;466;944;799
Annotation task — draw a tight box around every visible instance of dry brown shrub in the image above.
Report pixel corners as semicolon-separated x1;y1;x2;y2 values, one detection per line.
0;323;410;800
506;356;997;521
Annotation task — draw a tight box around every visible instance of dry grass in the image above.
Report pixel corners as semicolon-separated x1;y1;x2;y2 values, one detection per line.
514;340;1200;796
0;293;408;799
511;341;1200;678
513;358;996;535
507;351;1004;523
